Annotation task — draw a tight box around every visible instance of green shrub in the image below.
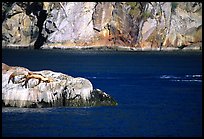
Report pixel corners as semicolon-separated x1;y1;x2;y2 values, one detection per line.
171;2;178;12
142;11;153;20
126;2;141;17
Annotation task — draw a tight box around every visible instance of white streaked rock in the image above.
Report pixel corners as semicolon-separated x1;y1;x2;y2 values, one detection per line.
2;63;117;108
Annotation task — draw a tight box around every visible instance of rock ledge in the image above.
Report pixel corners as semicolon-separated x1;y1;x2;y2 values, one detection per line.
2;63;117;108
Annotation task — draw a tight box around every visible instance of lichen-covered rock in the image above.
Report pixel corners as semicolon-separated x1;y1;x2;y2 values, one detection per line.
2;63;118;108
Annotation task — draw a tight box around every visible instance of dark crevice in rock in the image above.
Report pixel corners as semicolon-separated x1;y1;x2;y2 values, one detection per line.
62;87;67;106
6;11;23;19
25;2;43;16
22;2;48;49
34;10;48;49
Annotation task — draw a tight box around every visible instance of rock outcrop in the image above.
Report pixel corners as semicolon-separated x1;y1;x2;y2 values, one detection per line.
2;2;202;50
139;2;202;50
2;2;41;48
2;63;118;108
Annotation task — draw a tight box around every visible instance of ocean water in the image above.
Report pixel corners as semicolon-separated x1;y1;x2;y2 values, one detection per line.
2;49;202;137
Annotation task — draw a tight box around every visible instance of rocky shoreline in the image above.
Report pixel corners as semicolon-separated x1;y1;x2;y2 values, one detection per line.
2;42;202;52
42;43;202;51
2;63;118;108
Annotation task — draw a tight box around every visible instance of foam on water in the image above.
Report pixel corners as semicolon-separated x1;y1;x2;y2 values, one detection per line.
160;74;202;83
171;79;202;82
160;75;180;79
186;74;202;77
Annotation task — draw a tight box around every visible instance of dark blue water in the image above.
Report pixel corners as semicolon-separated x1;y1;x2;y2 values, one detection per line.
2;49;202;137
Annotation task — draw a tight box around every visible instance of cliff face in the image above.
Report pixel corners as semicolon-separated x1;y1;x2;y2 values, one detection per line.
2;2;202;50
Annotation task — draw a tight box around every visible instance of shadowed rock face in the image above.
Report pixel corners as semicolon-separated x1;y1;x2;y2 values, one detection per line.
2;2;202;50
2;63;118;108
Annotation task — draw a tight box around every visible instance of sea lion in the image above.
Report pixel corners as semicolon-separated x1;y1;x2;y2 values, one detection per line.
8;71;26;84
23;72;53;88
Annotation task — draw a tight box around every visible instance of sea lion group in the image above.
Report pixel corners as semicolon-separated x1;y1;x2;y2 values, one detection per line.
8;71;53;88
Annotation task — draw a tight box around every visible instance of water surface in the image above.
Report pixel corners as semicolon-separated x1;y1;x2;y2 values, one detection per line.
2;49;202;137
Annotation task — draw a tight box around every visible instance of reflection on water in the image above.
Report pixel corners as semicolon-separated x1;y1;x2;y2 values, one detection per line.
2;107;53;113
2;107;94;115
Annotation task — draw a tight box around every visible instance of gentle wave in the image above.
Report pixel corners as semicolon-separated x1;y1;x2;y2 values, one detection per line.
120;84;137;87
160;75;180;79
86;76;121;79
160;74;202;83
185;74;202;78
171;79;202;82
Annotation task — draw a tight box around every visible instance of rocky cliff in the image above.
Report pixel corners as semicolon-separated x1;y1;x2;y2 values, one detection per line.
2;63;117;108
2;2;202;50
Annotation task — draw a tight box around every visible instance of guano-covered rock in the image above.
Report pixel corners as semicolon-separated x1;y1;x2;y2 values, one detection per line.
2;63;118;108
